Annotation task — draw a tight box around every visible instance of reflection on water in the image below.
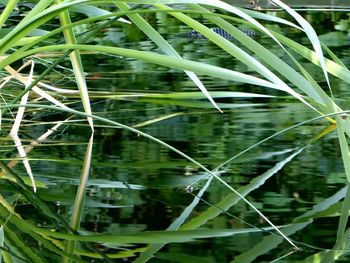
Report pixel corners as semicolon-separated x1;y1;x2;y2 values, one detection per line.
225;0;350;10
2;6;350;262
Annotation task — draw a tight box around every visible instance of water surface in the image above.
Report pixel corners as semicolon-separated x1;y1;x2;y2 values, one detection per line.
2;5;350;262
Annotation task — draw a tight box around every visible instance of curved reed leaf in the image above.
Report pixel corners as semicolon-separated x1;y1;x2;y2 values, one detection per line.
0;1;314;113
134;175;214;263
17;0;53;25
232;177;350;262
70;3;112;17
0;0;86;55
64;134;94;261
140;91;274;99
134;99;260;109
56;0;93;130
269;0;332;95
310;227;350;262
154;4;318;113
3;224;46;263
189;5;329;106
0;2;285;115
231;222;309;263
181;147;305;230
37;226;280;244
116;2;222;112
272;30;350;84
294;186;347;223
0;44;284;90
0;201;82;262
0;0;19;29
130;0;285;44
336;120;350;183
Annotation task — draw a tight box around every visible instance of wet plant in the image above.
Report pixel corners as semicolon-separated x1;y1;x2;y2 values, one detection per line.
0;0;350;262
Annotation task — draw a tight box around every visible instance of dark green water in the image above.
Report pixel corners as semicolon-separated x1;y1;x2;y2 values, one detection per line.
2;7;350;263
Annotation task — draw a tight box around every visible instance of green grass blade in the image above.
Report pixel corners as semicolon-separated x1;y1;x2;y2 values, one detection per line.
0;201;84;262
17;0;53;25
269;0;332;94
0;1;77;55
0;44;285;90
181;147;305;230
231;222;308;263
315;223;350;262
0;11;120;118
155;4;318;112
56;0;93;130
321;43;347;68
0;162;72;230
70;3;112;17
271;30;350;84
189;4;329;106
295;186;347;223
36;226;282;244
336;118;350;183
115;2;222;112
0;0;19;29
64;134;94;262
234;179;349;262
135;99;259;109
0;199;48;263
336;185;350;238
3;225;45;263
305;186;350;263
134;176;214;263
70;3;130;24
140;91;274;99
137;0;286;44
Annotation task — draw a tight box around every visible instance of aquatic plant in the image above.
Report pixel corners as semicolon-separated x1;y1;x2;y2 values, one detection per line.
0;0;349;262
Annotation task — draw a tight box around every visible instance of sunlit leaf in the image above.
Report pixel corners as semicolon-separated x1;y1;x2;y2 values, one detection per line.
41;227;280;244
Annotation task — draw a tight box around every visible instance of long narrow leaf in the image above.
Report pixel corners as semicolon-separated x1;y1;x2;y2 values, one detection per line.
189;4;330;107
116;2;222;111
64;134;94;262
56;0;94;130
0;44;286;91
155;3;313;109
181;147;305;230
336;118;350;183
134;175;214;263
0;0;19;29
269;0;332;95
36;226;284;244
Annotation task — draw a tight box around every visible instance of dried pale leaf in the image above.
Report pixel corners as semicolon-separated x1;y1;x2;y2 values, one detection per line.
10;134;36;192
